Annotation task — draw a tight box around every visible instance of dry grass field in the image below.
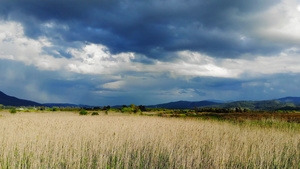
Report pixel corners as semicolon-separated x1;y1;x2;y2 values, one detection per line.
0;111;299;168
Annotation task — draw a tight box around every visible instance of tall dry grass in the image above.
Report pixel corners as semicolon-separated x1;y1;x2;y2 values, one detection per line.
0;111;299;168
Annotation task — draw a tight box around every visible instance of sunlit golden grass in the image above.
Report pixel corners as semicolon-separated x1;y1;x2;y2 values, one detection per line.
0;111;299;168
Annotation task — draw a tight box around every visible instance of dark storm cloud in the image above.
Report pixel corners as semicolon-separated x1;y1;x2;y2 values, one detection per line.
0;59;117;105
0;0;281;59
1;58;300;106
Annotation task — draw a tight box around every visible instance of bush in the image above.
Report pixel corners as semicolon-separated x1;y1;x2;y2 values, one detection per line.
91;112;99;116
79;109;88;115
39;106;45;111
51;107;59;111
120;107;134;113
10;108;17;114
108;108;119;112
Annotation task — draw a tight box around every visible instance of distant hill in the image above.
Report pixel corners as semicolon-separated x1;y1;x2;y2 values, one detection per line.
0;90;94;108
148;100;220;109
210;100;295;110
275;97;300;105
0;91;42;107
2;89;300;111
147;98;300;110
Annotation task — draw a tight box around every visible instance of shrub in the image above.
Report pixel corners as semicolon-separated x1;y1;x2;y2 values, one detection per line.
79;109;88;115
91;112;99;116
108;108;119;112
120;107;134;113
39;106;45;111
52;107;59;111
10;108;17;114
133;107;141;114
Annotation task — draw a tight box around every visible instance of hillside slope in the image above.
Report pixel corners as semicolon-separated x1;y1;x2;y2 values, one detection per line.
210;100;295;110
276;97;300;105
0;91;41;106
148;100;219;109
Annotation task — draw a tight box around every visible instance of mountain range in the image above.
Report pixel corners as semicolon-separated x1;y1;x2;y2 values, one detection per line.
1;90;300;110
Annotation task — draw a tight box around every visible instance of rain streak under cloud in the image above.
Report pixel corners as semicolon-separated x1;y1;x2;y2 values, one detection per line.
1;0;300;105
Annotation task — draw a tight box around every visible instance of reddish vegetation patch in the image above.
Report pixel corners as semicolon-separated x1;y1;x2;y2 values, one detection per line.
201;112;300;123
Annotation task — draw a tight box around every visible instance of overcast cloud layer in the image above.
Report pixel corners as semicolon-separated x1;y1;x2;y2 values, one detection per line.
1;0;300;105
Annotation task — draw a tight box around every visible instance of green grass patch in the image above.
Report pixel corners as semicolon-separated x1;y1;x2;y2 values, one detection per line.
10;108;17;114
91;112;99;116
79;109;88;115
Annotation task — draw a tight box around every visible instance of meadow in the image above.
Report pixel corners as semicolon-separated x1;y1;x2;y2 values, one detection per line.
0;111;299;168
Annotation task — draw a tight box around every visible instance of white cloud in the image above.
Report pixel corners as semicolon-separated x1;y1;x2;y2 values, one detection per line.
0;21;236;78
221;48;300;76
0;21;68;71
154;88;198;100
297;5;300;12
1;20;300;81
66;44;137;74
101;81;125;90
253;0;300;44
67;48;236;78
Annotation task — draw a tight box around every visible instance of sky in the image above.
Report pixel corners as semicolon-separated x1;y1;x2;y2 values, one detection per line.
1;0;300;106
